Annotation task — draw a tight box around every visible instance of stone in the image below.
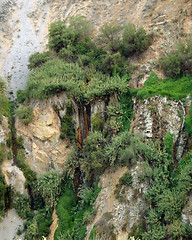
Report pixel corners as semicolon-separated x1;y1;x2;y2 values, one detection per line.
15;99;72;175
1;159;28;195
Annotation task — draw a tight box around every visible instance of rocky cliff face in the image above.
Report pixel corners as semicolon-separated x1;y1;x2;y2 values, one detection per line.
86;165;148;240
15;93;72;175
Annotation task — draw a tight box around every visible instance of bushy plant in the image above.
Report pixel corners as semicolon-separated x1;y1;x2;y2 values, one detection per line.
0;77;6;94
14;194;31;219
121;23;150;57
28;51;52;70
0;143;5;164
92;113;104;132
160;38;192;77
81;132;107;183
16;105;33;124
97;22;123;52
32;171;63;209
60;103;75;141
16;149;36;186
119;170;132;186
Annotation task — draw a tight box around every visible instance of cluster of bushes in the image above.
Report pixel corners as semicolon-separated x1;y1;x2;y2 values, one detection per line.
160;39;192;78
19;59;129;103
18;17;151;103
64;130;192;239
137;133;192;240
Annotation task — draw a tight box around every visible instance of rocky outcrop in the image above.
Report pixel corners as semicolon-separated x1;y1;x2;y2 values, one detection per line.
130;96;184;143
48;208;59;240
1;159;27;195
15;94;72;175
0;116;9;143
86;164;147;240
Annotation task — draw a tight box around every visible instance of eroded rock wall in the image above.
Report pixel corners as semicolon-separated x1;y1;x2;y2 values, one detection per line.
86;164;147;240
15;93;72;175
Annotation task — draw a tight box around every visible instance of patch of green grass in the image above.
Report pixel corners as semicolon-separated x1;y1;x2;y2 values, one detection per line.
55;184;101;240
132;72;192;101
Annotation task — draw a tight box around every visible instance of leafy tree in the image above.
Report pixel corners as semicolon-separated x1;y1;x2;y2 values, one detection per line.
48;21;77;53
160;38;192;77
97;22;123;52
33;171;63;209
122;23;150;57
81;132;107;183
69;16;93;40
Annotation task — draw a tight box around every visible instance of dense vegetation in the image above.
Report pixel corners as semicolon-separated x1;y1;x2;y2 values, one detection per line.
132;72;192;101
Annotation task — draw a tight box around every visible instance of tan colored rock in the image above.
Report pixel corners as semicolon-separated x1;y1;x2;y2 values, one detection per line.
48;208;59;240
1;159;28;195
15;100;72;175
0;116;9;143
86;164;147;240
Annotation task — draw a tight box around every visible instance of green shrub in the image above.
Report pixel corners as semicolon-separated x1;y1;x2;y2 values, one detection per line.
28;51;51;70
48;21;76;53
92;113;104;132
160;39;192;77
16;105;33;124
81;132;107;183
68;16;93;40
105;99;123;135
32;171;63;210
160;53;182;78
0;77;6;94
119;171;132;186
60;103;75;141
121;23;150;57
97;22;123;52
24;209;52;239
16;149;36;186
0;143;5;164
16;90;27;103
14;194;31;219
0;94;10;118
6;132;12;148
